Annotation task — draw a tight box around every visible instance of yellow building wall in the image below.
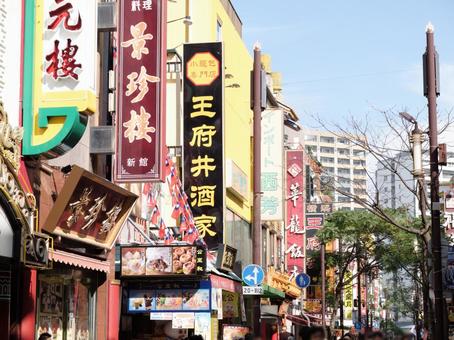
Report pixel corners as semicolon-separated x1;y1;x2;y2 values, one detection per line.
167;0;253;223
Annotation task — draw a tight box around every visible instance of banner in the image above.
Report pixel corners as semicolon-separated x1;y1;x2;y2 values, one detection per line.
115;0;166;182
285;150;305;280
261;109;284;220
183;42;224;248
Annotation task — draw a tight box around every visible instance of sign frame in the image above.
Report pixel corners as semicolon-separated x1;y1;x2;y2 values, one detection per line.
242;264;265;287
114;0;167;182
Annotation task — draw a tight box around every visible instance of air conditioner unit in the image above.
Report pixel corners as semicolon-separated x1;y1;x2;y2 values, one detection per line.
90;126;115;154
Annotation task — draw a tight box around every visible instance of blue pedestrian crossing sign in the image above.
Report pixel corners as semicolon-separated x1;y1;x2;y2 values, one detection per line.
242;264;265;286
295;273;311;288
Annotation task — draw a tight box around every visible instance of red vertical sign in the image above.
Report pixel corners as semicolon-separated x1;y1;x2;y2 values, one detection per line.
285;150;305;281
115;0;166;182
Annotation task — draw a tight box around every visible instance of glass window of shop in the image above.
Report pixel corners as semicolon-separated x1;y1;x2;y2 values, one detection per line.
225;209;252;275
36;267;97;340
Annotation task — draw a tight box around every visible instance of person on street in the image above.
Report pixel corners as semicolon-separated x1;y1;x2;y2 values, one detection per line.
271;323;280;340
38;334;52;340
280;326;294;340
365;331;384;340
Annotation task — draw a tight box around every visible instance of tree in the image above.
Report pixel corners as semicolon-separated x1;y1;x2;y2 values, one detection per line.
318;209;423;331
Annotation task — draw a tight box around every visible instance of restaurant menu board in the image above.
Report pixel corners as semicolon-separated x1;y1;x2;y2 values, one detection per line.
121;245;206;277
127;288;210;313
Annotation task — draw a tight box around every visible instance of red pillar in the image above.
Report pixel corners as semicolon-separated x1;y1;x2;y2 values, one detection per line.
107;281;120;340
20;268;37;340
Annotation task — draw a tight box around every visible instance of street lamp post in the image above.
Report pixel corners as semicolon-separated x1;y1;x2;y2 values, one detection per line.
423;22;445;339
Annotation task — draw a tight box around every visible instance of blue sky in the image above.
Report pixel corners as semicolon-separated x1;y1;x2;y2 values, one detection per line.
231;0;454;128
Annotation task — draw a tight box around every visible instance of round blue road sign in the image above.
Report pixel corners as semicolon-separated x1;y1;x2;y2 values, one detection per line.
295;273;311;288
242;264;265;287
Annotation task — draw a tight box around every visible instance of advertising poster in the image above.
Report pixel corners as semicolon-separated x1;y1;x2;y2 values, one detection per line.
156;290;183;311
223;325;250;340
128;290;154;312
182;289;210;311
222;291;239;318
172;313;195;329
194;313;211;339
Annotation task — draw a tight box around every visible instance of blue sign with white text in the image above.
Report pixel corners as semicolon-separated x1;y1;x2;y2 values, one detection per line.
295;273;311;288
242;264;265;287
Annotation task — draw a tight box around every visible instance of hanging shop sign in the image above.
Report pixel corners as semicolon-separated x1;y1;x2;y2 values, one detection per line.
120;245;206;277
42;166;137;249
305;214;324;230
23;232;53;269
126;280;211;313
115;0;167;182
285;150;305;281
22;0;97;157
305;203;333;214
216;244;237;272
261;109;284;221
183;42;224;249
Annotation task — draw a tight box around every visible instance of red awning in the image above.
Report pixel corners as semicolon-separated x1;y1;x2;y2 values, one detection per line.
51;249;110;273
286;314;310;326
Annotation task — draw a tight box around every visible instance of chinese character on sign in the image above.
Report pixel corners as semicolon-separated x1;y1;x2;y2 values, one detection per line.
306;204;317;213
288;163;302;178
126;66;160;103
190;96;215;118
286;215;304;234
320;204;332;213
139;157;148;167
45;39;82;80
67;187;92;227
289;266;299;282
194;214;217;237
99;203;123;234
190;155;216;177
261;196;278;215
142;0;153;10
307;236;321;251
123;106;156;143
131;0;141;11
190;125;216;147
82;194;107;230
127;158;136;167
285;243;304;258
288;182;302;207
48;0;82;31
261;172;278;191
121;22;154;60
190;185;216;207
263;128;274;156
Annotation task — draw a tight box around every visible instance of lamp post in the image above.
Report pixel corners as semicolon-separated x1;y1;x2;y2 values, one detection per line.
423;22;445;339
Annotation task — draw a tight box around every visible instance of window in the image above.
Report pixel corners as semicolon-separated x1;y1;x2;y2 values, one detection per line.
320;157;334;164
338;168;350;175
320;136;335;144
353;160;365;166
216;20;223;41
225;209;252;275
320;147;334;154
324;167;335;174
338;176;350;184
338;138;350;145
354;179;367;186
338;158;350;165
354;169;367;176
353;150;365;157
304;135;317;142
338;196;351;202
340;186;351;193
341;207;351;211
305;145;316;153
338;148;350;156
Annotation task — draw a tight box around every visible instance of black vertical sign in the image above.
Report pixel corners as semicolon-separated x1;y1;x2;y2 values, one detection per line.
183;43;224;249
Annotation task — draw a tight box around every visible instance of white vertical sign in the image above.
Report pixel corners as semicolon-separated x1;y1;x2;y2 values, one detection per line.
261;109;284;220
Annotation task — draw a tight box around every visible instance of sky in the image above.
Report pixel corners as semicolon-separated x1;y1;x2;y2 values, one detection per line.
231;0;454;130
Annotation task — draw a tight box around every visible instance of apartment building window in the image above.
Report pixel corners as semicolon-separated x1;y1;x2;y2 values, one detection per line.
338;196;351;202
340;186;350;193
320;136;335;144
338;158;350;165
338;176;350;184
338;148;350;156
353;160;365;166
320;157;334;164
356;188;367;195
320;147;334;154
216;20;223;41
354;169;367;176
304;135;317;142
324;167;335;174
338;168;350;176
305;145;316;154
354;179;367;186
338;138;350;145
353;150;365;157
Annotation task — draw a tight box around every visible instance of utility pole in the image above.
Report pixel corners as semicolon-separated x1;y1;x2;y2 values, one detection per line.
252;42;263;336
423;22;445;339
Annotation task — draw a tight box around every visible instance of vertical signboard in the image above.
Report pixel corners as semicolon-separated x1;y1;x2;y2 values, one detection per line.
183;43;224;249
22;0;97;157
261;109;284;221
115;0;166;182
285;150;305;280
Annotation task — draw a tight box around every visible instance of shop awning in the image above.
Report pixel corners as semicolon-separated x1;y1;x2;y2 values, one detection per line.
286;314;310;326
262;284;285;298
51;249;110;273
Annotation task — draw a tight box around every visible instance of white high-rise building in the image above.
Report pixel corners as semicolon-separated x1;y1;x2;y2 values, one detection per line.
302;128;368;211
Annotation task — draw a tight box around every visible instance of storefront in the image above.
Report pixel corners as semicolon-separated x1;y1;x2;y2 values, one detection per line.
119;244;209;339
36;165;137;339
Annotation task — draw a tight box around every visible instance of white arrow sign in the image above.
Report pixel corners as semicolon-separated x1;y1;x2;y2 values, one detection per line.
245;266;259;285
